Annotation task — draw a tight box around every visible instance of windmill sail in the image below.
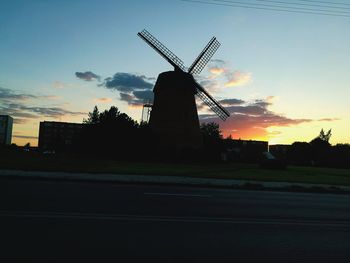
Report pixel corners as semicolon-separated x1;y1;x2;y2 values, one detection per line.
194;81;230;121
138;29;230;121
138;29;186;72
188;37;220;75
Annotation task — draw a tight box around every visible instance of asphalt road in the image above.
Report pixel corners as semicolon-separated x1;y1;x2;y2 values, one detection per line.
2;177;350;262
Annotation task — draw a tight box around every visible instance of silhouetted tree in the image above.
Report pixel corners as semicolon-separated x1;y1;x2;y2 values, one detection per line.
200;122;222;140
319;129;332;142
309;129;332;166
83;105;100;124
286;129;334;167
330;144;350;168
76;106;142;159
287;142;312;165
200;122;223;161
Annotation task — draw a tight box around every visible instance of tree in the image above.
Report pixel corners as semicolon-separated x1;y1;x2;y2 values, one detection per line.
83;105;100;124
309;129;332;166
200;122;223;161
288;142;312;165
310;129;332;147
331;144;350;168
76;105;141;159
200;122;222;141
319;129;332;142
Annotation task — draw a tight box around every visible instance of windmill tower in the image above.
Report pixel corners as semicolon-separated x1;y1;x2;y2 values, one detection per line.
138;29;230;150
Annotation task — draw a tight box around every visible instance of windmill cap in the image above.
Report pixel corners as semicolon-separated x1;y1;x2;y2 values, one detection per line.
154;71;197;93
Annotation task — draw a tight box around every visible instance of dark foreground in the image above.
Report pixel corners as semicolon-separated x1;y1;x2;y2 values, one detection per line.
2;177;350;262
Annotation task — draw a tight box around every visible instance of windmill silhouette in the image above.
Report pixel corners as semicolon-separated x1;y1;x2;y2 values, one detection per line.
138;29;230;150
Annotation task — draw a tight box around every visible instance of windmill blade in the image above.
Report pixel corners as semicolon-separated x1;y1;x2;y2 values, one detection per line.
138;29;186;72
194;81;230;121
188;37;220;75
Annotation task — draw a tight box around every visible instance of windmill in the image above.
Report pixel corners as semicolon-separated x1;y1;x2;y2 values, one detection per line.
137;29;230;150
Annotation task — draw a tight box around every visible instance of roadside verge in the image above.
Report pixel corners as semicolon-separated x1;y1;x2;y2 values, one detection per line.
1;169;350;194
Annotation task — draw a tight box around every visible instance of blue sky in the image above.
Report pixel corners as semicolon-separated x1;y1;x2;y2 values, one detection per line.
1;0;350;145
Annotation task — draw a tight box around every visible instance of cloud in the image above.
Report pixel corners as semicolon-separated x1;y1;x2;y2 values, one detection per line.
53;81;65;89
75;71;101;81
0;87;59;101
198;78;219;90
207;60;227;79
224;71;251;87
0;87;86;124
119;92;134;102
205;60;252;88
94;97;113;103
318;118;340;122
101;73;154;106
13;118;29;124
1;103;85;121
53;81;76;89
102;73;153;91
42;95;60;100
18;105;85;118
133;90;154;101
197;97;245;112
191;60;251;98
119;90;154;106
219;98;245;106
199;97;338;139
252;99;271;108
0;87;36;101
209;67;225;76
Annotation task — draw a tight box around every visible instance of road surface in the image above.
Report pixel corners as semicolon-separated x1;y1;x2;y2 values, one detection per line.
2;177;350;262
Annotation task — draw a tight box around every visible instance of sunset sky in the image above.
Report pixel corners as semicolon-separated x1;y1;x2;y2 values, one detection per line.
1;0;350;146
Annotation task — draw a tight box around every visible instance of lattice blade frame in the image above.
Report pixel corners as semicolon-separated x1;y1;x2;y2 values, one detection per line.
138;29;186;72
188;37;220;75
194;81;230;121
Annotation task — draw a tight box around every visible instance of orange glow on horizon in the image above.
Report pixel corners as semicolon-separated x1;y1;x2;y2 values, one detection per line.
222;128;268;142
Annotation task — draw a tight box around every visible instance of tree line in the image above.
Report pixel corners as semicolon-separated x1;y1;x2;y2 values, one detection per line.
73;105;223;161
75;106;350;167
271;129;350;168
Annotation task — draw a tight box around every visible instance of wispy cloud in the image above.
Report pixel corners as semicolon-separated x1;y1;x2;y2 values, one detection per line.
206;60;251;88
1;103;85;123
94;97;113;103
209;67;225;76
224;71;251;87
0;87;59;101
0;87;36;101
0;86;86;124
53;81;65;89
53;81;70;89
42;95;61;100
18;105;85;117
318;118;340;122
